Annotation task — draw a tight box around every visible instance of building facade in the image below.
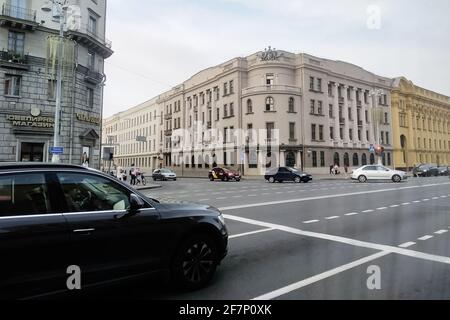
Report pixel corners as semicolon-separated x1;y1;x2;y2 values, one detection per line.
103;48;395;176
391;77;450;170
0;0;112;168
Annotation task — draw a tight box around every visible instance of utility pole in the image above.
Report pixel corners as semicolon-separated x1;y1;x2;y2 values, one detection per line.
370;89;385;165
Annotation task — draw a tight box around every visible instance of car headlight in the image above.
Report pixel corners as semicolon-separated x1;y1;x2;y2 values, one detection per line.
218;212;226;225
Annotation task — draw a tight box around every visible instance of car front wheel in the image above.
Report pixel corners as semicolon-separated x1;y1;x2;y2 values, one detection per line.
392;175;401;183
171;234;219;291
358;175;367;183
294;177;301;183
268;177;275;183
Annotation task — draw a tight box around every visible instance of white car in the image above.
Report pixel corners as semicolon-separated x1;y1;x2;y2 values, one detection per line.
152;168;177;181
351;165;407;183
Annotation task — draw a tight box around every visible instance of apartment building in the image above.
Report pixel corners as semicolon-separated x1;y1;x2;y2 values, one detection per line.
391;77;450;170
0;0;112;168
103;48;395;175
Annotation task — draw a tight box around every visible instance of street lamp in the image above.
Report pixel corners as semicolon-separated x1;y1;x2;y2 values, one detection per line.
41;0;68;163
369;89;385;165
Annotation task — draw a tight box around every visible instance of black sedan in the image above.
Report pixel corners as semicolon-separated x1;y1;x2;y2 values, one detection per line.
265;167;313;183
0;163;228;299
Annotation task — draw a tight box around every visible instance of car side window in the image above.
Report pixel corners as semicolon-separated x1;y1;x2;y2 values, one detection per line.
57;173;131;213
363;166;376;171
0;173;51;217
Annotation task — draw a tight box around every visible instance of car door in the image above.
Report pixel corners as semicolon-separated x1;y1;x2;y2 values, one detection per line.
0;171;70;298
54;171;163;285
376;166;391;180
153;170;161;180
362;166;377;180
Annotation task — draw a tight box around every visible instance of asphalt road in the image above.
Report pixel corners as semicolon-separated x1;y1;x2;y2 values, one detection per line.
54;176;450;300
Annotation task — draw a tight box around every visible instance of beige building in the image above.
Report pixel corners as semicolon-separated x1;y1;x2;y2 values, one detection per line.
391;77;450;170
103;48;394;175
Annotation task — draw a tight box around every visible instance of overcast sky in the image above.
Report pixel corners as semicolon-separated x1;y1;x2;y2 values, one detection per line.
103;0;450;118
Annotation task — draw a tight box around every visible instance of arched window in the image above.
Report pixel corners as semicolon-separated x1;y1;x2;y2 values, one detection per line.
370;154;375;165
344;153;350;167
353;153;359;167
334;152;340;166
191;155;195;168
265;97;274;112
362;153;367;166
198;155;203;168
400;135;407;164
247;99;253;114
286;151;296;167
288;97;295;113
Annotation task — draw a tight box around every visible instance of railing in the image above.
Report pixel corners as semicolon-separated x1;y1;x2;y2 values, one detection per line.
1;3;36;22
67;23;112;49
84;69;104;83
340;118;346;125
164;113;173;120
242;85;302;95
358;120;363;127
0;50;28;64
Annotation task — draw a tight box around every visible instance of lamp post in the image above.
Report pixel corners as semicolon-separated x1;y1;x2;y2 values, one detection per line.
369;89;385;165
41;0;67;163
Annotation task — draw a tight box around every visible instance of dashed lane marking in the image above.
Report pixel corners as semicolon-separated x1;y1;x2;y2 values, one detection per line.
303;220;320;224
345;212;359;216
435;230;448;235
399;242;417;248
325;216;340;220
418;235;434;241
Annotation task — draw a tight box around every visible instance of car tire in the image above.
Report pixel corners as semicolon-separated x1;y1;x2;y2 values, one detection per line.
278;180;283;183
392;175;401;183
171;234;219;291
294;177;301;183
235;178;241;182
302;179;310;184
358;175;367;183
209;177;214;181
268;177;275;183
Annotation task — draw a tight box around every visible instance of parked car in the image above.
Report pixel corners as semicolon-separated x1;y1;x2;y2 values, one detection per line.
264;167;313;183
0;163;227;299
437;166;449;176
412;164;439;177
152;168;177;181
209;167;241;182
352;165;407;183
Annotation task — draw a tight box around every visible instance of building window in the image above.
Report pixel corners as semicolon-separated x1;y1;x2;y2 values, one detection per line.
223;104;228;118
48;79;57;100
330;127;334;140
229;80;234;94
229;103;234;117
289;122;295;140
386;132;390;145
223;82;228;96
319;125;324;141
329;104;333;118
88;16;97;35
247;99;253;114
266;97;274;111
310;100;315;114
4;75;21;96
216;108;220;121
317;78;322;92
266;74;274;85
384;113;389;124
309;77;314;91
320;151;325;167
266;122;275;140
318;101;323;115
214;87;220;101
353;153;359;166
312;151;317;167
8;31;25;55
328;83;333;97
288;97;295;113
311;124;316;141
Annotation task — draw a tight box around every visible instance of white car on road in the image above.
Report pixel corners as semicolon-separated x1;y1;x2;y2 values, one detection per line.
352;165;407;183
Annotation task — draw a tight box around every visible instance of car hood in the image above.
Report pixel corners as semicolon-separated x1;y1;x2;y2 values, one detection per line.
157;200;219;214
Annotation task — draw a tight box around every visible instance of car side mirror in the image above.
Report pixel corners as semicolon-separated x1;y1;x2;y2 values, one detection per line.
130;194;145;212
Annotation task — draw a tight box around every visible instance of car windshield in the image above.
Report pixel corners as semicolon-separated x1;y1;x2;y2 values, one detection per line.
161;169;172;173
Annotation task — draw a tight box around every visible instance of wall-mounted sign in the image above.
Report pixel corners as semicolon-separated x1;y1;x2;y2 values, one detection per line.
76;113;100;125
6;113;54;128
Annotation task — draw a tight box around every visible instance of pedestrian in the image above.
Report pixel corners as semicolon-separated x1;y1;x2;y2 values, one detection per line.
130;164;136;185
334;164;340;175
116;166;123;181
329;163;334;175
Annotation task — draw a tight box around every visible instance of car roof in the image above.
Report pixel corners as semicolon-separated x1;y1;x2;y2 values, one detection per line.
0;162;89;172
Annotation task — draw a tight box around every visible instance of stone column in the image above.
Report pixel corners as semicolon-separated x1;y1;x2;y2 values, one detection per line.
280;150;286;167
333;83;340;141
368;94;375;144
362;90;368;144
343;85;350;143
352;88;358;142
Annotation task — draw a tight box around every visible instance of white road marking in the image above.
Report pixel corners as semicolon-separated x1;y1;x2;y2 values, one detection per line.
303;220;320;224
233;196;243;198
223;214;450;266
390;205;400;208
198;199;210;202
432;197;439;200
435;230;448;235
376;207;388;211
413;201;421;203
229;228;275;239
399;242;416;248
418;235;434;241
217;182;450;211
216;197;227;200
402;202;411;205
325;216;340;220
362;210;374;213
252;251;390;300
441;196;447;198
422;199;430;202
345;212;359;216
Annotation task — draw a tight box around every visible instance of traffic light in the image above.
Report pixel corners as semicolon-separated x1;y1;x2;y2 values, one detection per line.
375;145;385;155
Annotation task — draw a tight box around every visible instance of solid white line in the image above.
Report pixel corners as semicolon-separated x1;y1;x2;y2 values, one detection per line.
229;228;275;239
345;212;359;216
418;235;433;241
252;251;390;300
325;216;340;220
223;214;450;266
303;220;320;224
216;182;450;211
435;230;448;235
399;242;416;248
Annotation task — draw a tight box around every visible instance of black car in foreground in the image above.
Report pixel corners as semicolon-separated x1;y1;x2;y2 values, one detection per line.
265;167;313;183
0;163;228;299
412;164;440;177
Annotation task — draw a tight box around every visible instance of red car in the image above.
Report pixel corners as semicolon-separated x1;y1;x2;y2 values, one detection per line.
209;167;241;182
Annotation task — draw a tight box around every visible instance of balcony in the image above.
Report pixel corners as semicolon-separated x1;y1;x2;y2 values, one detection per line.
164;113;173;120
164;129;173;136
0;50;29;70
339;97;344;103
66;24;113;58
358;120;363;127
242;85;302;96
339;118;346;125
357;100;362;107
84;69;104;85
207;122;212;129
0;3;38;31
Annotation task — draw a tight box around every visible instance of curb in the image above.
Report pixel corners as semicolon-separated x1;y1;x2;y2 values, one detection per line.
134;185;163;191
